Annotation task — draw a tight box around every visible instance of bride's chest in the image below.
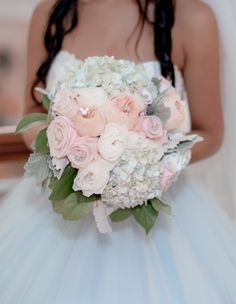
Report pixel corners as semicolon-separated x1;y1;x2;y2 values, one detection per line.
63;17;155;64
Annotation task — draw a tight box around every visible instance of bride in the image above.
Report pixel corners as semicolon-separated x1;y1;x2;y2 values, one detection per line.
1;0;236;303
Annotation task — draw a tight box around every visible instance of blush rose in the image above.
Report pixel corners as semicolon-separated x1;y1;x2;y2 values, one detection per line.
73;158;113;197
161;90;186;130
103;93;142;129
135;115;168;144
73;107;106;137
67;137;98;169
52;88;81;119
47;116;78;159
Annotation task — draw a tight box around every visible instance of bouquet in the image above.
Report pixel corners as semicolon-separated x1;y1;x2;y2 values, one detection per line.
16;56;201;234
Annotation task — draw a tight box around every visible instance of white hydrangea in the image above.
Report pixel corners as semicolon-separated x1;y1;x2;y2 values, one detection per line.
52;56;158;100
101;146;163;209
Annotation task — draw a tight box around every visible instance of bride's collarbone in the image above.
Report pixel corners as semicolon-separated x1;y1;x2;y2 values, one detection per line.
62;32;157;63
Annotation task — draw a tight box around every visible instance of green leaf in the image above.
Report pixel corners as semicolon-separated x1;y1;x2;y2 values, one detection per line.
49;166;77;201
49;176;57;190
110;208;132;222
52;191;98;220
15;113;48;133
35;128;49;153
62;193;94;221
151;198;171;215
42;95;51;111
132;203;158;234
76;191;100;203
52;199;66;214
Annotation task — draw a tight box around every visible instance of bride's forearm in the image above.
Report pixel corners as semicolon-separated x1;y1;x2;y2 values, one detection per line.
22;123;47;151
22;103;47;151
190;129;223;163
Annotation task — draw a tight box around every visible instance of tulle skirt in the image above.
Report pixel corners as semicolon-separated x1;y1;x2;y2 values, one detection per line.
0;172;236;304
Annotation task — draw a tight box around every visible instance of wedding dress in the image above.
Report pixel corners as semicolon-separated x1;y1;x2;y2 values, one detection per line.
0;50;236;304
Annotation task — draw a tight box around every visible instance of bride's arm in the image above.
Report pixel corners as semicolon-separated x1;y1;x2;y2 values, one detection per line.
179;1;223;163
22;1;53;150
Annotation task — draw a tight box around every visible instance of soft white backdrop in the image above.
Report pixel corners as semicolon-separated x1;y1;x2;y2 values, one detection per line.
0;0;39;20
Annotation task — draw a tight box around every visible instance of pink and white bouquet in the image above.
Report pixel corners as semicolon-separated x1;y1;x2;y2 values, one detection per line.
16;56;201;234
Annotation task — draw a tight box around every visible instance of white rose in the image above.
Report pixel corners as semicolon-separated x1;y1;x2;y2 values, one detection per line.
98;123;128;162
76;87;109;107
73;158;113;197
127;131;149;150
147;140;165;161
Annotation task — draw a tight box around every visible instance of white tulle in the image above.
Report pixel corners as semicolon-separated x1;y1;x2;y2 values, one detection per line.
188;0;236;217
0;175;236;303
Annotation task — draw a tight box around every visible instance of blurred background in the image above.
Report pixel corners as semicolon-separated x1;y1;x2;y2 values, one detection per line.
0;0;39;198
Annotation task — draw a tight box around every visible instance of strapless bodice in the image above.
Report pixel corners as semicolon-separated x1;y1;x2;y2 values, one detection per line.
46;50;191;132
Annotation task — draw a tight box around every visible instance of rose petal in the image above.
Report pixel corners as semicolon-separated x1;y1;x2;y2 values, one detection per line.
93;200;113;234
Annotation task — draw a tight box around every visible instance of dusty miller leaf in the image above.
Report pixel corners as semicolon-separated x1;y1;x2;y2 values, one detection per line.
24;153;51;183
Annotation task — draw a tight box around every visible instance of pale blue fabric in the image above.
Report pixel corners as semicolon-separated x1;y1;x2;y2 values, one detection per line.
0;175;236;304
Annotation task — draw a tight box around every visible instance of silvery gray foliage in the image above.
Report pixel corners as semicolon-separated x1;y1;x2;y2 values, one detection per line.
147;77;171;123
47;157;61;179
165;134;203;154
176;135;203;153
24;153;51;183
151;77;161;92
147;102;171;124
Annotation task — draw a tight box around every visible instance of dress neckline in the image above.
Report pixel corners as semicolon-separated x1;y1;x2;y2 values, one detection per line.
56;49;182;73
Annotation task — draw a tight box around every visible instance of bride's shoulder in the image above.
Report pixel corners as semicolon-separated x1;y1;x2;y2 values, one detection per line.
27;0;57;58
175;0;218;52
30;0;56;27
175;0;218;32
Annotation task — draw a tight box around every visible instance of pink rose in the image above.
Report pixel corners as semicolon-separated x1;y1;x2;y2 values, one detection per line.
103;93;141;129
75;87;109;107
47;116;77;158
161;90;186;130
160;162;176;192
67;137;98;169
73;157;113;197
159;77;172;93
98;123;128;162
51;88;81;119
73;107;106;137
93;200;114;234
135;115;168;144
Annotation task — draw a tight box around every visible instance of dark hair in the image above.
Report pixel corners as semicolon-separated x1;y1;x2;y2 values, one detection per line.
31;0;175;102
